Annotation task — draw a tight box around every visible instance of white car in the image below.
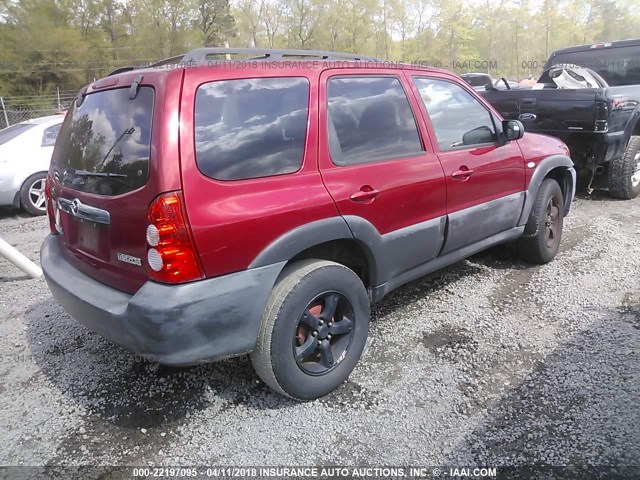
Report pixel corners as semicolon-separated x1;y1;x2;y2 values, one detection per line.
0;115;63;215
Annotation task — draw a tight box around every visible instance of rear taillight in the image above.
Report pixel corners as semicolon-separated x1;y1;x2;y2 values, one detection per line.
595;101;609;132
45;175;58;235
146;191;204;284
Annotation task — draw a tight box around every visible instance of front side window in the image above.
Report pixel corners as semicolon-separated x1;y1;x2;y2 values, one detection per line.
414;78;496;152
327;76;423;166
195;77;309;181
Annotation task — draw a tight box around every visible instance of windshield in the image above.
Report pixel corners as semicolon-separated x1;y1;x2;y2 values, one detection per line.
0;123;35;145
548;45;640;86
52;86;154;196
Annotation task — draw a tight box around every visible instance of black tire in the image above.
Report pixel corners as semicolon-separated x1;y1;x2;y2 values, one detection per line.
608;135;640;200
517;178;564;264
20;172;48;216
250;259;370;400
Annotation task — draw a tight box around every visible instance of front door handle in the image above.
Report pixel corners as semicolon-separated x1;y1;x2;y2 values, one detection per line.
350;186;380;203
451;167;474;181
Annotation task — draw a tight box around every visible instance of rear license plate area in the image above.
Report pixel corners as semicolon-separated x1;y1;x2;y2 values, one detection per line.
64;216;110;261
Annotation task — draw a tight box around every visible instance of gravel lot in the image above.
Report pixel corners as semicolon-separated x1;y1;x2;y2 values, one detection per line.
0;193;639;469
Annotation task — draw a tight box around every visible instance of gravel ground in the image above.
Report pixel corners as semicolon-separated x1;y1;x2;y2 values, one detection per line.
0;193;639;469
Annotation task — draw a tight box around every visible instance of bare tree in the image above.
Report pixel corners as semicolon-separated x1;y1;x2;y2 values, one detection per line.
263;0;283;48
196;0;236;47
239;0;265;47
285;0;321;48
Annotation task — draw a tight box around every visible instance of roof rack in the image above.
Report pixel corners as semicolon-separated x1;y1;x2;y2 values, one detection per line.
107;48;380;77
160;47;380;66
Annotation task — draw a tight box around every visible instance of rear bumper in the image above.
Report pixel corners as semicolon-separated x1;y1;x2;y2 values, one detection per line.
552;131;627;168
0;189;17;207
0;172;19;206
41;235;285;366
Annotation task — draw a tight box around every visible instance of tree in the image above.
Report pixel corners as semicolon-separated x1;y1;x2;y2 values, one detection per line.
195;0;235;47
1;0;640;99
284;0;322;48
263;0;284;48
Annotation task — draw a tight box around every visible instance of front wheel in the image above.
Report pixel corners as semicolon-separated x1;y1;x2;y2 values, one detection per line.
517;178;565;264
608;135;640;199
251;260;370;400
20;173;48;216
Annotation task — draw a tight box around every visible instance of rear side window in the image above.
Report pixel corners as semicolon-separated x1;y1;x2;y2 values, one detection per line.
327;76;423;166
195;77;309;181
0;123;35;145
52;87;154;196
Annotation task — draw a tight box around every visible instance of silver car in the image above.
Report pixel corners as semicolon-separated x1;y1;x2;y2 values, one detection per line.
0;115;63;215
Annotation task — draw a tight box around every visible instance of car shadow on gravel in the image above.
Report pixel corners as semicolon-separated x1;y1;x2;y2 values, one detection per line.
23;254;511;427
574;190;625;202
0;206;30;220
23;299;297;429
468;244;532;271
448;305;640;466
372;258;490;319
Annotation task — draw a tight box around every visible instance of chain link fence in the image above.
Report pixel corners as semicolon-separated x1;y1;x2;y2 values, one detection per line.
0;90;76;129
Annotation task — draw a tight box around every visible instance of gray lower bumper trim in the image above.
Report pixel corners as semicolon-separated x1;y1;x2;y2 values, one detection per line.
41;235;285;365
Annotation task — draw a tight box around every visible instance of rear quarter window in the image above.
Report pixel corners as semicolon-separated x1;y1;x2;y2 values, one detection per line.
194;77;309;181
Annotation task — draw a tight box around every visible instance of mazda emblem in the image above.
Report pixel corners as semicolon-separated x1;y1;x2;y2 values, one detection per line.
71;198;81;216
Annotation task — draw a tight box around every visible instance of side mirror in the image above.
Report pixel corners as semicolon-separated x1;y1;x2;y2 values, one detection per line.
462;125;495;145
502;119;525;141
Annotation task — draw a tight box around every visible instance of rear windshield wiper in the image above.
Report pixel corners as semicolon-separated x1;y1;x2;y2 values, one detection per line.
97;127;136;170
72;169;128;178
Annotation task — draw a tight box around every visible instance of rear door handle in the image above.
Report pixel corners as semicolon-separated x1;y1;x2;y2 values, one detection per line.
350;186;380;203
451;168;474;181
58;197;110;224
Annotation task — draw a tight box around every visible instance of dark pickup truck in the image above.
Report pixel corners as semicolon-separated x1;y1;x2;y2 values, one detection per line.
480;39;640;199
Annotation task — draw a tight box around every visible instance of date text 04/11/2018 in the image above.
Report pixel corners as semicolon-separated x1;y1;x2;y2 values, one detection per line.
130;466;499;478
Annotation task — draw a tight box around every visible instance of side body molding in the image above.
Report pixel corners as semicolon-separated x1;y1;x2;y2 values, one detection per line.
342;215;446;287
518;154;576;226
249;214;446;289
441;192;524;255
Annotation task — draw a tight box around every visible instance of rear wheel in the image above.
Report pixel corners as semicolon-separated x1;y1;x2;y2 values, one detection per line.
20;173;47;216
517;178;564;264
251;260;370;400
609;135;640;199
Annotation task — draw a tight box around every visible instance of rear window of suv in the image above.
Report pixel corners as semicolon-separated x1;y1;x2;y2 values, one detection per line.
52;87;154;196
194;77;309;181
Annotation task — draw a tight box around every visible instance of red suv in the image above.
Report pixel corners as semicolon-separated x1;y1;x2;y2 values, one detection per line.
41;48;576;400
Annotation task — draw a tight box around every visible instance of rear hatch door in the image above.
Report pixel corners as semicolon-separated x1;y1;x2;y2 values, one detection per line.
49;70;182;294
